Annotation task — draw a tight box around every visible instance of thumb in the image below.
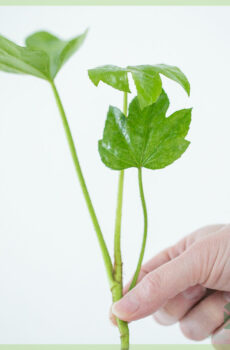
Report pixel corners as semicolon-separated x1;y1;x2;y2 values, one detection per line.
112;242;205;322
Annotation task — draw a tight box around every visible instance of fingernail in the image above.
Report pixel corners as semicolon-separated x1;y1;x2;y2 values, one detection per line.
182;285;206;300
112;295;140;319
154;308;177;325
213;329;230;345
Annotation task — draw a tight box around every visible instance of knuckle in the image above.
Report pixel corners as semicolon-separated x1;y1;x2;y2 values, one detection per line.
139;266;150;278
188;238;213;284
191;238;208;254
191;233;228;286
142;271;162;295
167;244;181;259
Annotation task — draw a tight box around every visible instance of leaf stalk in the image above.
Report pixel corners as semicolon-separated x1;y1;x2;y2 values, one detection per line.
129;167;148;291
50;80;114;289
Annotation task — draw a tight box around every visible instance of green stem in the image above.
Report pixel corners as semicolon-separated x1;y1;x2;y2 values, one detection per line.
123;90;128;118
113;91;129;350
114;169;125;283
129;167;148;291
111;283;129;350
50;80;114;289
114;91;128;282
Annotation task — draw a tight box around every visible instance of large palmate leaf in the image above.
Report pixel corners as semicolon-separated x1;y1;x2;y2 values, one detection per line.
99;90;192;170
0;29;87;81
26;29;88;79
88;64;190;109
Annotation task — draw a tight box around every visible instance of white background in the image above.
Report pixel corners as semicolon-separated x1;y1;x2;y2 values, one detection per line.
0;5;229;345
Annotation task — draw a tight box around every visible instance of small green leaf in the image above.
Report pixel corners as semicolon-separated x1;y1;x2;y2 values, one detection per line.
99;90;192;171
88;65;130;93
26;29;88;79
0;35;50;80
127;65;162;109
88;64;190;109
152;64;190;96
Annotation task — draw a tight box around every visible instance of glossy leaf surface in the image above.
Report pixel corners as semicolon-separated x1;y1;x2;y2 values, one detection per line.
150;64;190;96
99;90;192;170
88;64;190;109
127;65;162;109
88;65;130;93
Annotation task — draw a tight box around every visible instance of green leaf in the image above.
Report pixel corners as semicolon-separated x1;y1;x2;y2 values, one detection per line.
127;65;162;109
26;29;88;79
88;65;130;93
152;64;190;96
0;35;50;80
99;90;191;171
0;30;87;81
88;64;190;109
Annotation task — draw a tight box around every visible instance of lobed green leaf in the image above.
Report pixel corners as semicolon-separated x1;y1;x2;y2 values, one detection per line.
0;29;88;81
0;35;50;80
88;64;190;109
99;90;192;171
26;29;88;79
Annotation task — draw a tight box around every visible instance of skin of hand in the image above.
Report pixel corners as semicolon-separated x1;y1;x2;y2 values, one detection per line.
110;225;230;347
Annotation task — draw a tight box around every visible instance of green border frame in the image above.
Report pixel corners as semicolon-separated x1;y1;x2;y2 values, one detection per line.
0;347;218;350
1;0;230;5
0;0;228;348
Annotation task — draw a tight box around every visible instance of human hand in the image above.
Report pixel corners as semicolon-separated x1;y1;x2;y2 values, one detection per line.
111;225;230;346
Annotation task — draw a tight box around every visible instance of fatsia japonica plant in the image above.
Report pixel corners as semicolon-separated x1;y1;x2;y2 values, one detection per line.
88;64;192;349
0;30;192;350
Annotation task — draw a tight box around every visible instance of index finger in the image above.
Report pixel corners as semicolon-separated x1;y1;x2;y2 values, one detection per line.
112;243;203;322
123;247;173;294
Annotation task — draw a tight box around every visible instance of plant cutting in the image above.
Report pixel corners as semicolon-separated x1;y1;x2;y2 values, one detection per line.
88;64;192;348
0;31;192;350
